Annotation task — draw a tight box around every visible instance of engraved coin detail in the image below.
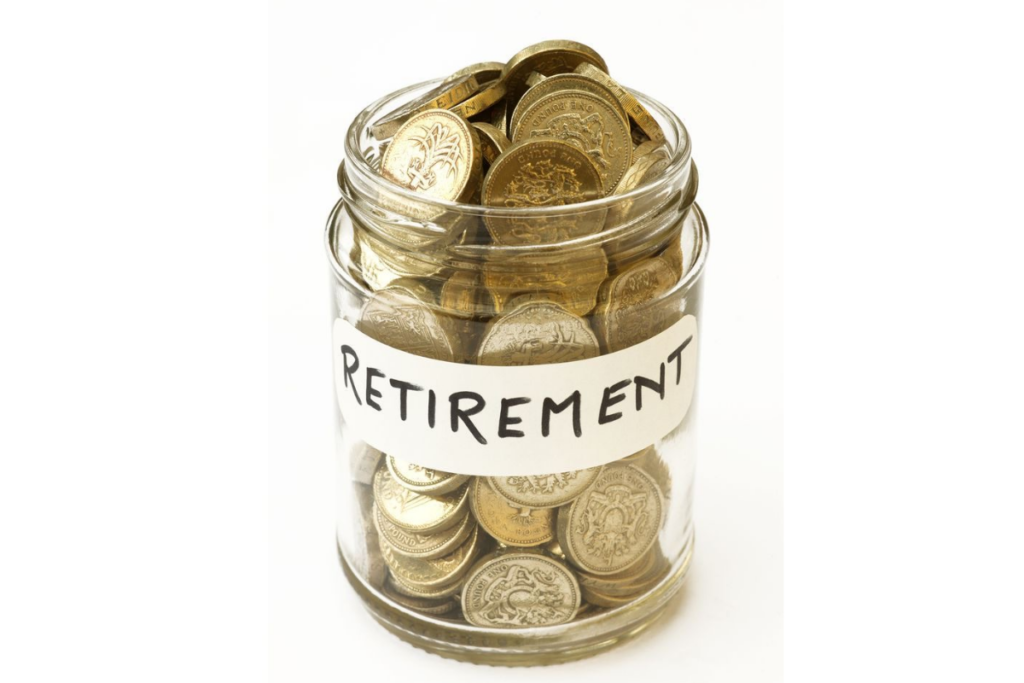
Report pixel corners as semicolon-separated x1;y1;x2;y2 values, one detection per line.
380;525;482;589
482;139;605;246
357;286;456;362
477;302;600;366
380;109;481;203
373;464;469;534
574;63;666;143
489;467;603;509
462;552;581;627
373;503;474;560
500;40;609;124
558;465;664;575
469;477;554;547
509;73;628;139
482;247;608;317
594;256;679;353
386;455;470;495
470;122;511;166
513;90;632;194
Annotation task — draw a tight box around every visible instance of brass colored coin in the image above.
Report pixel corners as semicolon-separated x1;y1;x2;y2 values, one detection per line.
386;454;470;495
450;79;507;119
574;63;666;144
352;228;445;291
501;40;609;124
461;550;581;627
483;247;608;317
382;577;459;615
373;463;469;534
469;477;554;547
477;302;600;366
380;109;482;203
613;145;671;195
357;285;457;362
482;139;604;246
558;465;664;575
580;585;639;609
631;140;669;161
385;569;463;601
485;99;508;135
488;467;603;509
445;61;505;85
470;122;511;166
439;269;496;320
525;71;547;88
509;73;629;141
374;503;474;560
544;539;566;560
380;524;482;589
372;74;481;139
593;256;679;353
513;89;632;195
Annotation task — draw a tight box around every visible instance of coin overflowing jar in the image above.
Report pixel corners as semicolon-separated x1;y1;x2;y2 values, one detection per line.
327;40;708;666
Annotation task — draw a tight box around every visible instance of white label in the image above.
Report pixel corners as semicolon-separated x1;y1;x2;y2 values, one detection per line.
333;315;698;476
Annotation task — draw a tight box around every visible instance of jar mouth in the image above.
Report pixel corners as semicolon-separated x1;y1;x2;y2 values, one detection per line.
343;78;693;221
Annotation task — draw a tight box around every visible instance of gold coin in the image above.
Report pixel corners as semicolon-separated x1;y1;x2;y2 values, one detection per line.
594;256;679;353
483;246;608;317
477;302;600;366
485;99;508;135
373;463;469;534
385;569;463;601
382;577;459;615
357;285;457;362
374;503;474;560
580;585;639;608
488;467;603;509
469;477;554;547
631;140;669;161
352;228;444;291
557;465;664;575
574;63;666;144
470;122;511;166
461;550;581;627
380;525;482;590
445;61;505;84
513;89;632;195
380;109;482;203
509;73;629;140
500;40;609;124
386;454;469;495
481;139;604;246
450;79;507;119
371;74;481;139
612;146;671;195
525;71;547;88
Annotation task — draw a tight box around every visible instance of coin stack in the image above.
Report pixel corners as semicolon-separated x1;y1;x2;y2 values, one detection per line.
340;40;693;628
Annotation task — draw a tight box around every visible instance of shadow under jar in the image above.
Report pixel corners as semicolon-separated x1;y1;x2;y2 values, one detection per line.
326;80;709;666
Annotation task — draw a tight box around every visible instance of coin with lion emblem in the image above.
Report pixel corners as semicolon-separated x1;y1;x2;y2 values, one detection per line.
461;551;580;627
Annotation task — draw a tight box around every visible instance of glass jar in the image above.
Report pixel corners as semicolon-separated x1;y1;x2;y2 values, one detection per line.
326;80;709;665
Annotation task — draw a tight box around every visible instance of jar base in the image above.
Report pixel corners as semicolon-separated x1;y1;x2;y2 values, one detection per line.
338;532;694;666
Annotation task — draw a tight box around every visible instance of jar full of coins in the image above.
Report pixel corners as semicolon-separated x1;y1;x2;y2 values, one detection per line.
326;43;708;665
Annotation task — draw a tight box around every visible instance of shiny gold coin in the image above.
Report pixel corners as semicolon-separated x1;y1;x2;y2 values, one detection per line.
612;146;671;196
439;269;496;320
574;63;666;143
352;228;445;291
373;463;469;534
558;464;664;575
380;109;482;203
477;302;600;366
382;577;459;615
469;477;554;547
488;467;603;509
461;550;581;627
485;99;508;135
444;61;505;85
374;503;474;560
450;79;507;119
470;122;511;166
380;524;482;590
371;74;481;139
593;256;679;353
385;569;463;601
525;71;547;88
357;285;457;362
483;246;608;317
631;140;669;161
509;73;628;141
386;454;469;495
513;90;632;195
481;139;604;246
500;40;609;124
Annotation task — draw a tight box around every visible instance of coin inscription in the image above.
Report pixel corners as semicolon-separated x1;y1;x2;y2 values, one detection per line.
489;467;603;509
477;302;600;366
462;552;581;627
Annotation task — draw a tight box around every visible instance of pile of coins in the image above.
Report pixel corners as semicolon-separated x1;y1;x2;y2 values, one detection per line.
338;40;695;629
351;444;671;627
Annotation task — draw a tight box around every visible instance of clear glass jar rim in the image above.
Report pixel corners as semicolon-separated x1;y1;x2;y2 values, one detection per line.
342;78;693;218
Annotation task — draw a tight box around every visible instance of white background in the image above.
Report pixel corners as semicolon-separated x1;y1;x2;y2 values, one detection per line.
0;1;1022;682
270;2;783;680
